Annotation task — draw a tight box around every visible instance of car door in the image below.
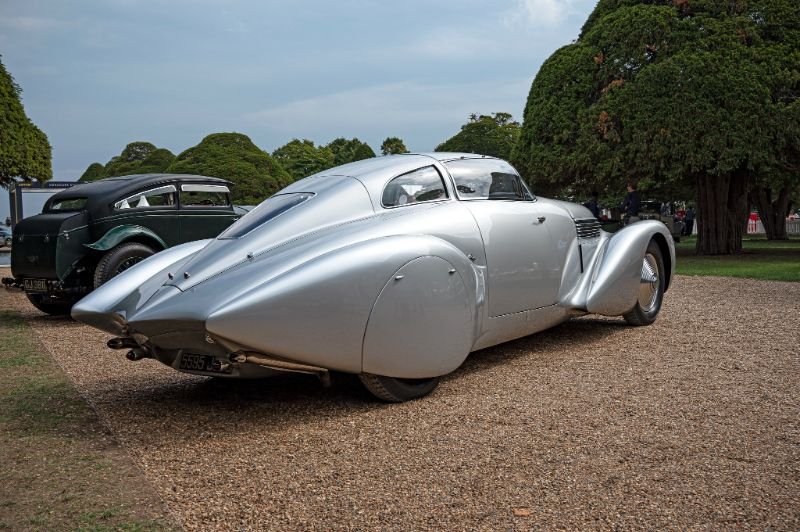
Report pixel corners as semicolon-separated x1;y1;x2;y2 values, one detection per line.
178;184;236;242
443;158;561;316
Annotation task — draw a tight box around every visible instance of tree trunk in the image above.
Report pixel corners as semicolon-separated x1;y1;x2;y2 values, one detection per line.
749;185;791;240
695;169;749;254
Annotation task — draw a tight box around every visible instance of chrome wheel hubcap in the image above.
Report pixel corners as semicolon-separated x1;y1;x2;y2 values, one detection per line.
638;253;659;312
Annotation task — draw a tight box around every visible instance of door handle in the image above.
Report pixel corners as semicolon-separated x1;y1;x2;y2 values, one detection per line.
536;216;546;224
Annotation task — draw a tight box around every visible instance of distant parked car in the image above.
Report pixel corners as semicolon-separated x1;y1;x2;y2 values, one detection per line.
624;201;684;242
0;226;11;248
3;174;240;315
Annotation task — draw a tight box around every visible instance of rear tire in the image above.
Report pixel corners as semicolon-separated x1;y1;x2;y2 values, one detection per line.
26;293;77;316
94;242;155;288
359;373;440;402
623;239;665;326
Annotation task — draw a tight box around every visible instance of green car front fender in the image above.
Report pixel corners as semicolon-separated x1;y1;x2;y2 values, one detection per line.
85;225;167;252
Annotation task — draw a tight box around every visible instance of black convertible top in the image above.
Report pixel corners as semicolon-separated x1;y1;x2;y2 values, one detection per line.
44;174;232;217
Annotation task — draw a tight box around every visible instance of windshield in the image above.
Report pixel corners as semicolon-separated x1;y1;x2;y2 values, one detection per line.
218;193;314;239
47;198;88;211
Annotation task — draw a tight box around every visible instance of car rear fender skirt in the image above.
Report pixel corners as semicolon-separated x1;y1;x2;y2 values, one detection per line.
204;235;480;375
362;255;475;379
71;239;211;335
581;220;675;316
84;224;167;252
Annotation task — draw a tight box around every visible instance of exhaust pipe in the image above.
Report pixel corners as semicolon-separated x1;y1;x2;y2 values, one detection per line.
231;352;331;387
125;348;149;361
108;337;139;350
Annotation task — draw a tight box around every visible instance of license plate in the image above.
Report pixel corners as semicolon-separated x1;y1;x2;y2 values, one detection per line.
179;353;215;372
23;278;48;292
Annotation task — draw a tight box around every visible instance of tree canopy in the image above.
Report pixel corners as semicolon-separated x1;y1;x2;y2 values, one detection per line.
79;162;105;182
381;137;408;155
436;113;520;159
0;56;52;187
167;132;292;204
512;0;800;254
79;142;176;182
272;139;335;181
326;138;376;166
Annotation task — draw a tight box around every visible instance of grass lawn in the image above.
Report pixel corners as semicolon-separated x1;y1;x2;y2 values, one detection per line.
675;235;800;282
0;305;177;531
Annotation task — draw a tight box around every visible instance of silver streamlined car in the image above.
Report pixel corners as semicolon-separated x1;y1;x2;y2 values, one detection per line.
73;154;675;402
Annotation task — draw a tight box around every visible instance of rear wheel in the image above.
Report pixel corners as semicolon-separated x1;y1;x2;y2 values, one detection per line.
94;242;155;288
623;239;665;326
26;293;78;316
359;373;440;402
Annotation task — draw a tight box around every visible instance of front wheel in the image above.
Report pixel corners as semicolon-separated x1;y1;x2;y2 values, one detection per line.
623;239;665;326
93;242;155;288
359;373;440;402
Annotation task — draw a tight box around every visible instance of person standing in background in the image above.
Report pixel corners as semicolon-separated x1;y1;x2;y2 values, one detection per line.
620;182;641;224
684;206;695;236
585;191;600;219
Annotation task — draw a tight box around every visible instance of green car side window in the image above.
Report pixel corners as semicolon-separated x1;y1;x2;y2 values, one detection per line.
114;185;177;210
180;184;231;207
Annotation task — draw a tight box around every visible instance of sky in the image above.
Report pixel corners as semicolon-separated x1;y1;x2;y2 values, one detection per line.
0;0;596;218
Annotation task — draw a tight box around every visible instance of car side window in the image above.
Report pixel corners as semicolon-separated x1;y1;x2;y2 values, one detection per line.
444;159;533;201
180;184;231;207
382;166;448;208
114;185;177;210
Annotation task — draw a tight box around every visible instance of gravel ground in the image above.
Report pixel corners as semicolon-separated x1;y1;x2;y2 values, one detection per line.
3;275;799;530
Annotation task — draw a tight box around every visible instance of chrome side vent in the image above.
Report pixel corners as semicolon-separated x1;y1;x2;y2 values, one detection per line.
575;218;601;240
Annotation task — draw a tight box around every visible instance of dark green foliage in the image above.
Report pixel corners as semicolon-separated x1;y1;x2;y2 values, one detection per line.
381;137;408;155
79;142;175;182
326;138;376;166
104;142;158;177
272;139;335;181
0;56;52;187
137;148;176;174
436;113;520;159
513;0;800;254
78;162;106;182
167;133;293;204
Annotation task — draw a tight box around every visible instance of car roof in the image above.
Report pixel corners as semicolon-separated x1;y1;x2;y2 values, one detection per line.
281;152;506;211
46;174;231;211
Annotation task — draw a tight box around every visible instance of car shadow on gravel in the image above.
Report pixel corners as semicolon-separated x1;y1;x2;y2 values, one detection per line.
453;316;628;376
83;316;629;437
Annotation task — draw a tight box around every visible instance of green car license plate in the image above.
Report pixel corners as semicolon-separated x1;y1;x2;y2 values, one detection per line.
23;278;48;292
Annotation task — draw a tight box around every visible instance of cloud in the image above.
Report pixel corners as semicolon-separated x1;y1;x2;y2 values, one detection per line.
0;16;70;31
504;0;580;28
243;79;531;150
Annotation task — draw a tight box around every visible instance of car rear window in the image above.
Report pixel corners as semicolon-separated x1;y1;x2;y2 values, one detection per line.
218;193;314;239
47;198;88;211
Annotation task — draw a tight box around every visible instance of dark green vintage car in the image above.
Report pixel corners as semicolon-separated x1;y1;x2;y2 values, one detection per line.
4;174;239;315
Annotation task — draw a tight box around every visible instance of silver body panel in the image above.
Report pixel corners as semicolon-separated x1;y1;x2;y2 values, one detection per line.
73;154;675;380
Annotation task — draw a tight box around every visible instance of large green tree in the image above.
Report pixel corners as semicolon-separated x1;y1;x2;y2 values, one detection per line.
272;139;335;180
326;138;376;166
167;132;292;204
79;142;176;182
78;162;106;182
0;56;52;187
437;113;520;159
513;0;800;254
381;137;408;155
